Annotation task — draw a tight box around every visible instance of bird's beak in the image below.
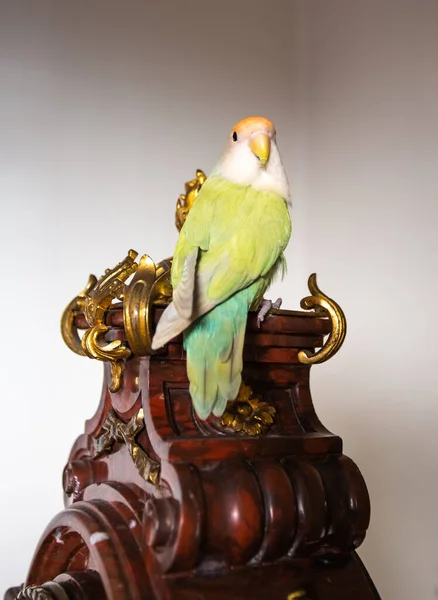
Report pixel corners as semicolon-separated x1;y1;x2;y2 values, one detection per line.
249;132;271;166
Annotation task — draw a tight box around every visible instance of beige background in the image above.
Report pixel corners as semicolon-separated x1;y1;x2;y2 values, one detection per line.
1;1;437;597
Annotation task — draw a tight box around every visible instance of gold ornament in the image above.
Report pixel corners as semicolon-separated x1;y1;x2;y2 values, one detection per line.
221;383;276;436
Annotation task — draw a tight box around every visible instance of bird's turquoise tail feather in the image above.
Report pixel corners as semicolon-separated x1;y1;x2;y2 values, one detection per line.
184;285;255;420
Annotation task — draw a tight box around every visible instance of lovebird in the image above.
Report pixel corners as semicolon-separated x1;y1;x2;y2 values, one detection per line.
151;116;291;420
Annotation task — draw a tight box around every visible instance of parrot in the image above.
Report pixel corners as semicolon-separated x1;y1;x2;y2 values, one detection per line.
151;116;291;421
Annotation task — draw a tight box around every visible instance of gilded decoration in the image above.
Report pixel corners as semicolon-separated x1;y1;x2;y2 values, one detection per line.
175;169;206;231
123;255;173;356
16;585;58;600
298;273;346;365
93;408;160;486
60;274;97;357
221;383;276;436
80;250;138;392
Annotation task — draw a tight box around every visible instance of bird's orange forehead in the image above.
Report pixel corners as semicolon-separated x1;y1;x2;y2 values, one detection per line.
231;116;275;136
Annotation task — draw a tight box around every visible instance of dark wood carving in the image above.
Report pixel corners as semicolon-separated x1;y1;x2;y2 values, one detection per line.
5;306;380;600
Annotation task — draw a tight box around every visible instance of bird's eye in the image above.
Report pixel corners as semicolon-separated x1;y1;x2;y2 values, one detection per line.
232;131;238;142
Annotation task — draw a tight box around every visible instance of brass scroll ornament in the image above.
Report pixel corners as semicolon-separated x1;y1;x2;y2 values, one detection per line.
60;274;97;357
93;408;160;486
61;251;173;392
221;383;276;436
16;583;66;600
298;273;347;364
123;255;173;356
175;169;206;231
61;251;139;390
80;250;138;392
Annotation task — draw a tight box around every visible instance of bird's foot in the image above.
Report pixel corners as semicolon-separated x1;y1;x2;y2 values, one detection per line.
257;297;282;328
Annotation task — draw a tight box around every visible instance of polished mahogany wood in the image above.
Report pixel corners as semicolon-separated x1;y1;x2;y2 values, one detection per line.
5;307;380;599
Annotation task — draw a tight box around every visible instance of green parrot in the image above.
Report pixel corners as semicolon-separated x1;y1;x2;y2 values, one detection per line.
151;116;291;420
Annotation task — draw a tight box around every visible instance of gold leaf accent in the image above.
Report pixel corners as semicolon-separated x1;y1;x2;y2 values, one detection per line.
287;592;307;600
123;256;173;355
298;273;347;365
259;411;274;424
76;250;138;392
93;408;160;486
83;250;138;327
222;413;233;427
152;257;173;306
238;383;253;404
221;383;276;436
60;274;97;356
175;169;207;231
16;585;56;599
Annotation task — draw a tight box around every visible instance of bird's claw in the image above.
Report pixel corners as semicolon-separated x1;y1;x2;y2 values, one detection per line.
257;297;282;328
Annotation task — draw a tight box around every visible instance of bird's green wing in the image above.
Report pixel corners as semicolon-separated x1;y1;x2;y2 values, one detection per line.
172;178;291;305
152;176;291;351
171;175;291;311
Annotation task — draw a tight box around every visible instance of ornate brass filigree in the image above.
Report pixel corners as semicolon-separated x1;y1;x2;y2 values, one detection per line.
16;584;63;600
287;592;307;600
123;256;173;355
298;273;347;365
221;383;276;436
80;250;138;392
94;408;160;485
61;251;171;390
83;249;138;325
175;169;207;231
60;274;97;356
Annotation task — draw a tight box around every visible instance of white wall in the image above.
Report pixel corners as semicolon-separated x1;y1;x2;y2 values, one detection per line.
1;1;437;598
303;2;438;598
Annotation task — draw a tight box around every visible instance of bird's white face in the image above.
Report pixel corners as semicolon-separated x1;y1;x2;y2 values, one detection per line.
211;116;290;202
